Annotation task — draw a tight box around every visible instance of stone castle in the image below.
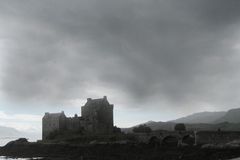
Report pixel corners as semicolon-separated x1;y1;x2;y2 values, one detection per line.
42;96;114;140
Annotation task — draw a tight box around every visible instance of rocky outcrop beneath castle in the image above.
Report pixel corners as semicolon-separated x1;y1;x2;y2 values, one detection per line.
2;138;240;160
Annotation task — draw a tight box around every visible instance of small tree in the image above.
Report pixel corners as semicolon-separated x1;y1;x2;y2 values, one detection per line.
133;124;152;133
174;123;186;132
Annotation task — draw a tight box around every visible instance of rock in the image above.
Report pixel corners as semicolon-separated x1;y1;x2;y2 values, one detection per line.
5;138;29;147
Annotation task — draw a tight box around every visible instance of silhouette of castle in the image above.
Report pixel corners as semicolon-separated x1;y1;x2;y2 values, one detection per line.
42;96;114;140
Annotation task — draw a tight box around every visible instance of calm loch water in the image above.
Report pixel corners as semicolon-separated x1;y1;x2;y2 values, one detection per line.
0;157;42;160
0;157;27;160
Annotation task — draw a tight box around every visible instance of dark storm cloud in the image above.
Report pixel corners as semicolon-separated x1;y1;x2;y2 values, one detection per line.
1;0;240;110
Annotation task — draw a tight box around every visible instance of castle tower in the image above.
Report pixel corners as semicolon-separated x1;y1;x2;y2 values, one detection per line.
81;96;114;134
42;111;66;140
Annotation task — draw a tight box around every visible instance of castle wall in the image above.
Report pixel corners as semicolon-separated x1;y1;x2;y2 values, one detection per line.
42;112;66;140
94;104;113;134
65;116;91;132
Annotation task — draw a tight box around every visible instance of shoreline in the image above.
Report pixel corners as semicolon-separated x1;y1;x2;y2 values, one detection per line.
2;142;240;160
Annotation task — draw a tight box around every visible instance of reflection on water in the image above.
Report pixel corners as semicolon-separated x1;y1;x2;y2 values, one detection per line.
0;157;42;160
0;157;27;160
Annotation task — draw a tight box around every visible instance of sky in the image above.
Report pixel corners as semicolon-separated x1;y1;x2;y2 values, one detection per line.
1;0;240;139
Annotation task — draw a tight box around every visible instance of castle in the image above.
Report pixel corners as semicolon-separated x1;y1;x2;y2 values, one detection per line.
42;96;114;140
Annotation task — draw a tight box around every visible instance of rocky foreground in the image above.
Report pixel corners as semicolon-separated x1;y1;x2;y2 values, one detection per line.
1;139;240;160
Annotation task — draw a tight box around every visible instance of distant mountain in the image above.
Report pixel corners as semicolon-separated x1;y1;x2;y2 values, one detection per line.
186;122;240;131
143;121;175;131
170;111;226;124
122;121;240;133
0;126;22;146
0;126;20;137
215;108;240;123
122;108;240;133
121;121;176;133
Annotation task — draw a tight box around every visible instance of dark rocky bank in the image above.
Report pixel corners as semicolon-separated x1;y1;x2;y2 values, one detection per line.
1;139;240;160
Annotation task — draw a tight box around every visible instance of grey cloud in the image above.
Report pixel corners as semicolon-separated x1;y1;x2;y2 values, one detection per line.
1;0;240;111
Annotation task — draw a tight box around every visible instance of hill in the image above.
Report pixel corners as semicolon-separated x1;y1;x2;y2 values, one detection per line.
0;126;22;146
215;108;240;123
122;108;240;133
0;126;20;137
121;121;176;133
170;111;226;124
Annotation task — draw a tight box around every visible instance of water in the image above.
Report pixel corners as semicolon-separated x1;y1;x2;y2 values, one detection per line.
0;157;42;160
